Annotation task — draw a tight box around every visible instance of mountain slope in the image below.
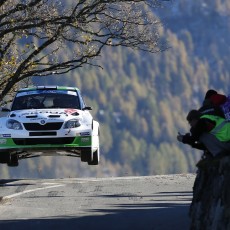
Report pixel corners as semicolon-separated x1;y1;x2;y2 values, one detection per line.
2;0;230;178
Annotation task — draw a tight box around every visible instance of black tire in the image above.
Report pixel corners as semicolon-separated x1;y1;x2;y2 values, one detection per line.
88;149;99;165
7;154;19;167
80;148;91;162
0;153;10;164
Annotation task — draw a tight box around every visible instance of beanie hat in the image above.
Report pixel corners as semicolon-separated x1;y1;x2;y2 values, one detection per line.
204;89;217;99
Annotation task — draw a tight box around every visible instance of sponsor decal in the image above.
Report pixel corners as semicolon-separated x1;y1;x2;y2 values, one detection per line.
16;90;77;97
30;118;45;120
64;109;78;114
0;139;7;144
80;132;90;136
2;134;11;138
20;112;31;116
20;111;66;117
66;91;77;95
81;137;90;142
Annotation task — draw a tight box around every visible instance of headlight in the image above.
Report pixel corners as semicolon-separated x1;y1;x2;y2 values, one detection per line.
6;119;23;130
64;119;81;129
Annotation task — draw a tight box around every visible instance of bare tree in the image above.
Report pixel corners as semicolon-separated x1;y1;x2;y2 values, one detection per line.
0;0;167;101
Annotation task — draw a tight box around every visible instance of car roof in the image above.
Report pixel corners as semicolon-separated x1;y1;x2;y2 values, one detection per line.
18;86;80;92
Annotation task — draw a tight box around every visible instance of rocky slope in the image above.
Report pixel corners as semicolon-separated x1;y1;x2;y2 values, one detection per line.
189;153;230;229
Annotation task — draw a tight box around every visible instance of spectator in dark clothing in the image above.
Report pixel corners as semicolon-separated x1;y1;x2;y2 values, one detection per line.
203;89;227;106
177;110;230;156
198;89;227;118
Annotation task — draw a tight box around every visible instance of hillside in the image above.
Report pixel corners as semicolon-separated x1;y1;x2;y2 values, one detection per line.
1;0;230;178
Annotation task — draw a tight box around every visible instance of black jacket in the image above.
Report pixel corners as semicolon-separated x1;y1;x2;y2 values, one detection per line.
182;118;216;150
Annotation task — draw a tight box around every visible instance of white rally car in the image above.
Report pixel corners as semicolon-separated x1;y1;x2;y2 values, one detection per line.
0;86;100;166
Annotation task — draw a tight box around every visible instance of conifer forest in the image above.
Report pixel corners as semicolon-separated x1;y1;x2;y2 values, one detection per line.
1;0;230;178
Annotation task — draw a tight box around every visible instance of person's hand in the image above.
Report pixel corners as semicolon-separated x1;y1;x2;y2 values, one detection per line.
177;132;184;142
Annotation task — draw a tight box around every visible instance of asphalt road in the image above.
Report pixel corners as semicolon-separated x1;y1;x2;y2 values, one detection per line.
0;174;196;230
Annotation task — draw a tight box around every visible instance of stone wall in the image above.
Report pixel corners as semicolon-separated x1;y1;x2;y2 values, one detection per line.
189;154;230;230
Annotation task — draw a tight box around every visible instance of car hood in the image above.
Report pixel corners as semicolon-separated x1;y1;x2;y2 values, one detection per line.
9;108;82;120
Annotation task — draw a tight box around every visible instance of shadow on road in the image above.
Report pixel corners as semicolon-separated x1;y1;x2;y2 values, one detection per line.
0;201;191;230
0;178;193;230
0;179;33;187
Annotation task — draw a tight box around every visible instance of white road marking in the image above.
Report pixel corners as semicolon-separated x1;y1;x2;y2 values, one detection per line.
2;184;65;200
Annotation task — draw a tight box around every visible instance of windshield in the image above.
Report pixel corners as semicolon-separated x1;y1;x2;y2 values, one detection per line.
11;92;80;110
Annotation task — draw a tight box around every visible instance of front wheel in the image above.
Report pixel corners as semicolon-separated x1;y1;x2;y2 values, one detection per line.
88;148;100;165
7;154;19;167
0;153;10;164
80;147;91;162
0;153;19;167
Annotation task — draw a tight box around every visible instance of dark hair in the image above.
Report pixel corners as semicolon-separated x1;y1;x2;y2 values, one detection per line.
186;110;201;122
204;89;217;99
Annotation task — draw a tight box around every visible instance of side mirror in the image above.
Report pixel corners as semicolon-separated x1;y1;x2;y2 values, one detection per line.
82;106;92;111
1;107;10;112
